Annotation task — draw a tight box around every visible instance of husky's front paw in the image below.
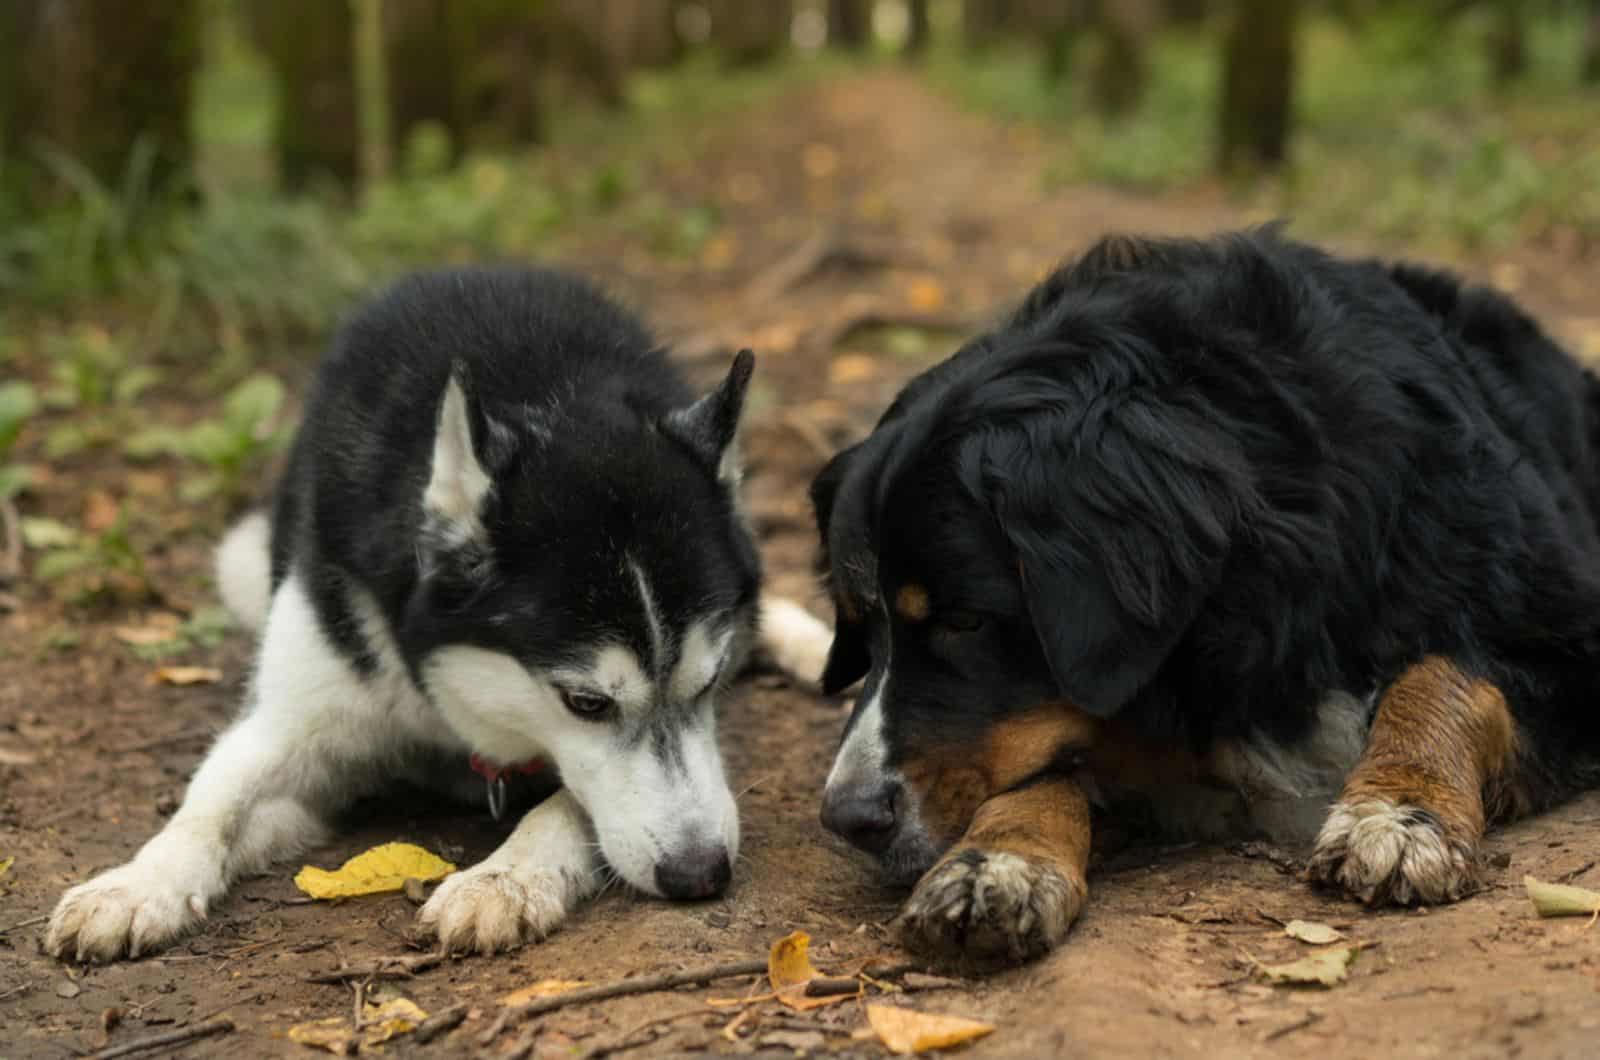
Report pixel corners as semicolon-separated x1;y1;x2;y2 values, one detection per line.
1308;797;1476;905
898;849;1084;965
48;862;207;962
417;866;570;955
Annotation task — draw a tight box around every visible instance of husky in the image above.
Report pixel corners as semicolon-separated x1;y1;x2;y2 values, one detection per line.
47;266;833;961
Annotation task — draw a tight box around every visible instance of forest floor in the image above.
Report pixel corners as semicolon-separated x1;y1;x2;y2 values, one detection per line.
4;70;1600;1059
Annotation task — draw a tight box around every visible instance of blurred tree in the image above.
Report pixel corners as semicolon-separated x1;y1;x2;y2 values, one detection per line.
1218;0;1298;174
246;0;359;190
0;1;201;195
828;0;871;48
906;0;931;55
708;0;794;65
587;0;683;70
1585;0;1600;83
963;0;1015;49
1086;0;1157;115
352;0;394;190
1488;0;1527;84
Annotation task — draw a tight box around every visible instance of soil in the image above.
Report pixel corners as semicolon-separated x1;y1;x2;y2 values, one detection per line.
4;72;1599;1059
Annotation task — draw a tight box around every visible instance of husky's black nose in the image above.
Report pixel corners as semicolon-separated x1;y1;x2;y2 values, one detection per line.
820;780;899;854
655;846;733;900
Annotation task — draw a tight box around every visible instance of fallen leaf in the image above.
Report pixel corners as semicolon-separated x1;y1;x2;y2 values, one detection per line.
1524;875;1600;918
498;979;587;1007
1284;919;1344;945
149;666;223;686
0;855;12;878
828;354;876;383
766;931;859;1010
768;931;819;992
114;627;178;653
82;490;120;533
1255;946;1360;987
19;516;78;550
286;999;429;1053
906;275;948;312
866;1003;995;1054
294;842;455;900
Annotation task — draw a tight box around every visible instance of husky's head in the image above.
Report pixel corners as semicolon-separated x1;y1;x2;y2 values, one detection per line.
410;352;759;901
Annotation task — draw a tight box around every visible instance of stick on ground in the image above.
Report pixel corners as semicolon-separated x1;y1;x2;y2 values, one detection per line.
87;1017;234;1060
510;957;768;1021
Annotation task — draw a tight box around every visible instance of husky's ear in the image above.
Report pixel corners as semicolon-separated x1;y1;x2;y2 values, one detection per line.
662;349;754;484
422;366;493;546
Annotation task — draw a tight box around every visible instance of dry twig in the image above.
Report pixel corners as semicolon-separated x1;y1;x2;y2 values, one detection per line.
507;956;767;1023
413;1003;469;1044
86;1017;234;1060
305;952;442;984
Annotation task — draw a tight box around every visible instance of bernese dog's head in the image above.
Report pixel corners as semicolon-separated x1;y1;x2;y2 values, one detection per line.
811;235;1261;882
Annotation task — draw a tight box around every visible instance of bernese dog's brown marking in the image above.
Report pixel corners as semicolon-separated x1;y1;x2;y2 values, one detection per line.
1308;656;1525;904
811;229;1600;965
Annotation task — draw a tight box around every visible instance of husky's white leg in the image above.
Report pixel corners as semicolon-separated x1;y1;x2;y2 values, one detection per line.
417;789;601;954
48;577;384;961
758;595;833;690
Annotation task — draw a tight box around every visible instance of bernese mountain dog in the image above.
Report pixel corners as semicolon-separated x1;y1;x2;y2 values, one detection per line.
810;227;1600;965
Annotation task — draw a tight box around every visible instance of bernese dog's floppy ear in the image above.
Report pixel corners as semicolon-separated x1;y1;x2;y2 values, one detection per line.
983;394;1247;717
811;442;872;694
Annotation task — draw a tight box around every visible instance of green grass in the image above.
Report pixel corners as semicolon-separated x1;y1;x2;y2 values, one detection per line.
933;7;1600;253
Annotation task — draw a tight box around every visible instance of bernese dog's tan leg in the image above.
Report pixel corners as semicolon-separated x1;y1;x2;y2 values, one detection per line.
1308;656;1521;905
898;776;1090;964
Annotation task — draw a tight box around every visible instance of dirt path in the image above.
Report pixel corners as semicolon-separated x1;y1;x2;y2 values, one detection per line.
4;71;1599;1059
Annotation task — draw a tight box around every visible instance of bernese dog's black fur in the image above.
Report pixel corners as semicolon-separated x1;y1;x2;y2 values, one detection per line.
811;227;1600;963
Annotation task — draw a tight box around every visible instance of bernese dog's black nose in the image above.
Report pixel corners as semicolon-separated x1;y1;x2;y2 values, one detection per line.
821;781;899;854
655;845;733;900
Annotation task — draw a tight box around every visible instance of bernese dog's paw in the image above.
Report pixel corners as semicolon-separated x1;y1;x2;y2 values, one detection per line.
897;849;1084;965
1307;797;1477;905
48;862;207;962
416;865;569;954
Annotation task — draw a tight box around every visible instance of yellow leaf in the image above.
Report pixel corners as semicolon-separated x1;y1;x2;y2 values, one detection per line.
294;842;455;899
906;276;947;312
829;355;876;384
1255;946;1360;986
768;931;818;992
866;1003;995;1054
499;979;587;1007
0;855;13;878
1524;875;1600;918
286;999;428;1052
361;998;428;1044
1283;919;1344;945
766;931;857;1011
286;1017;354;1053
149;666;223;686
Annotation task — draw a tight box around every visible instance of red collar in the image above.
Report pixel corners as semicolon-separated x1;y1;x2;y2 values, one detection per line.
469;752;547;783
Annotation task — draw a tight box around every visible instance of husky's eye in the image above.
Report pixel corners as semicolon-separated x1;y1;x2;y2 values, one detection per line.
560;689;614;719
937;610;986;634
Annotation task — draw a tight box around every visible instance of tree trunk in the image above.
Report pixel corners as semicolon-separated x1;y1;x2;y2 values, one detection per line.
708;0;793;66
963;0;1014;49
1217;0;1297;175
0;1;200;196
1584;0;1600;84
829;0;870;49
351;0;393;192
1082;0;1155;114
1488;0;1527;85
905;0;931;56
246;0;359;191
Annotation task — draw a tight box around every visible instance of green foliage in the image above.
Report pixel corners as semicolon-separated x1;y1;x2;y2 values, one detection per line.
936;5;1600;251
42;325;155;410
125;605;233;661
0;380;36;500
27;509;150;604
125;372;291;502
